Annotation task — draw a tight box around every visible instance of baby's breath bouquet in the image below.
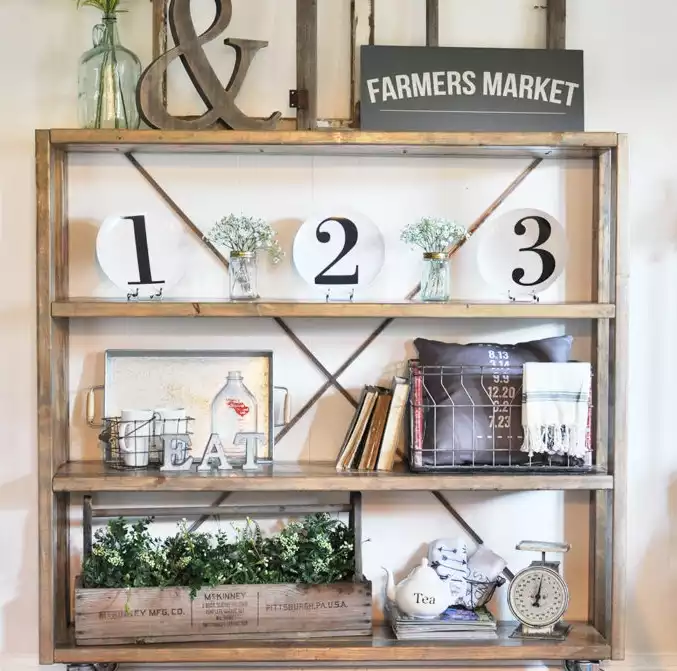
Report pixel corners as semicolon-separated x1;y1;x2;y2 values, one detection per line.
207;215;283;300
400;217;467;301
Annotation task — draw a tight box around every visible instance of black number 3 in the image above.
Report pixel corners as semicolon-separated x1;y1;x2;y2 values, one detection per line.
125;215;164;286
511;215;556;287
314;217;359;285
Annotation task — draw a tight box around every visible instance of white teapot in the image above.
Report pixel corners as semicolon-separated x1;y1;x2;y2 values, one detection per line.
383;558;451;618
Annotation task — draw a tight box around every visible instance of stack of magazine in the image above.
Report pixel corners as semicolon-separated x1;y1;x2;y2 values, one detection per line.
386;602;497;641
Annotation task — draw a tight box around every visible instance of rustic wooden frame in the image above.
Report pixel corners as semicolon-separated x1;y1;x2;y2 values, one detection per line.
150;0;567;131
37;127;624;667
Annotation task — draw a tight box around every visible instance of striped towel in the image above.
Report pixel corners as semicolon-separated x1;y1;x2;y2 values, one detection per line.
521;362;591;458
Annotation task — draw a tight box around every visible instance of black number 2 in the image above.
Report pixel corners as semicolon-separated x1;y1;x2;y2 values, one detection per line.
511;215;556;287
314;217;359;285
125;215;165;286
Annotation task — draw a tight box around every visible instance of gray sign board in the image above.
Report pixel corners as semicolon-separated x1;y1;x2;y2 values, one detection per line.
360;45;584;132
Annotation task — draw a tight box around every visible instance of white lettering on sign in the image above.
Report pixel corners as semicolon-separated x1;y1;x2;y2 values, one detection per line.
462;71;476;95
484;71;503;97
411;72;432;98
503;72;518;98
519;74;534;100
366;71;579;106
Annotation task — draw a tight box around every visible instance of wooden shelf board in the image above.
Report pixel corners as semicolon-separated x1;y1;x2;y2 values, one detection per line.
55;623;610;664
52;299;615;320
47;129;618;158
53;461;613;493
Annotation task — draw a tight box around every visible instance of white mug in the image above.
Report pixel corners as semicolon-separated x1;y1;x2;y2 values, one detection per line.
118;409;156;468
154;407;188;435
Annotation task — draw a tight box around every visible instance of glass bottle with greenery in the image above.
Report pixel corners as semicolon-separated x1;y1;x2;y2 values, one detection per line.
76;0;142;129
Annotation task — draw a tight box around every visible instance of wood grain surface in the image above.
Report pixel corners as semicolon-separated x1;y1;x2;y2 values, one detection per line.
51;299;615;319
426;0;439;47
296;0;317;130
610;134;629;660
591;148;613;641
53;461;613;493
546;0;567;49
36;131;70;663
47;129;619;158
58;622;609;664
75;581;371;645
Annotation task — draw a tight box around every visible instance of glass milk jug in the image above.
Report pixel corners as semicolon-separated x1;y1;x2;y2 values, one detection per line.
210;371;258;467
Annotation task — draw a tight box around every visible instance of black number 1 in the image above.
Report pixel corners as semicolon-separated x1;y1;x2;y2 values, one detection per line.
511;215;556;287
125;215;164;286
314;217;359;285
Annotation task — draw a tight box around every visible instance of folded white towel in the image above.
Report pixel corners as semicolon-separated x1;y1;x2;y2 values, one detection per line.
521;362;591;459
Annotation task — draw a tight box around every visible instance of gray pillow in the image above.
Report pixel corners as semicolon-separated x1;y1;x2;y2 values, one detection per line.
412;336;574;468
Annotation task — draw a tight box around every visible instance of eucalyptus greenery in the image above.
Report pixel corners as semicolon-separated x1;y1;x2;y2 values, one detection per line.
400;217;467;254
83;514;355;597
75;0;127;15
207;214;284;263
75;0;127;14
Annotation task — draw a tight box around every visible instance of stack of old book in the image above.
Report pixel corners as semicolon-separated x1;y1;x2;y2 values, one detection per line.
386;603;498;641
335;377;410;472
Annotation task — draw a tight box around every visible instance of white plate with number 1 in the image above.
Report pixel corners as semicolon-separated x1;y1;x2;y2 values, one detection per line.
96;214;186;297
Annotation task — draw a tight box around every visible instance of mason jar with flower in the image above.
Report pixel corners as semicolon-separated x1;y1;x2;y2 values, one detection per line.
206;214;283;300
400;217;468;302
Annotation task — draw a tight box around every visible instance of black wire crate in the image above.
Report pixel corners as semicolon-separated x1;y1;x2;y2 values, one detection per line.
98;414;195;470
407;361;594;473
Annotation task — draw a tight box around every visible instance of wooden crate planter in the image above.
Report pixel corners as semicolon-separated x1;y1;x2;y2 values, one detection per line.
75;578;372;645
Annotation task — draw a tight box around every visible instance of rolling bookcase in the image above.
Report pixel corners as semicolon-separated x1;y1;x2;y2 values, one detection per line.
36;129;627;670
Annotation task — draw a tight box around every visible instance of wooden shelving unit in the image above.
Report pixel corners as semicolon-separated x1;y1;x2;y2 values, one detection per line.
37;129;627;668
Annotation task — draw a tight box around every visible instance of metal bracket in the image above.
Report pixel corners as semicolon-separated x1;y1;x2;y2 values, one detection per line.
325;288;355;302
289;88;309;110
127;286;163;301
508;290;540;303
67;664;118;671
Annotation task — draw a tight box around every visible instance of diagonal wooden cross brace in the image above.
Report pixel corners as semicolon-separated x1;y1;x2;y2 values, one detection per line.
125;153;359;411
123;151;540;548
278;156;542;439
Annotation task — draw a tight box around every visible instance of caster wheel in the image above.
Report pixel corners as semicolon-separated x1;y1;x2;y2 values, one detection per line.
565;662;600;671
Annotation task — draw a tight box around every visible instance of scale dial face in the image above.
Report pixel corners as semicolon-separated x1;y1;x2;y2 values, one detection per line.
508;566;568;628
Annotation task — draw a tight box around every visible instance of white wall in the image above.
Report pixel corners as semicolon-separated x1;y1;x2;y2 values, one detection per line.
0;1;672;669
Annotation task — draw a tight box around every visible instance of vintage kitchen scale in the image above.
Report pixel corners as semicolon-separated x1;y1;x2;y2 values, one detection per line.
508;540;571;641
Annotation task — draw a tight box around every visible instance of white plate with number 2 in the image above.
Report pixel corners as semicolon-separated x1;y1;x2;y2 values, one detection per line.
292;208;385;295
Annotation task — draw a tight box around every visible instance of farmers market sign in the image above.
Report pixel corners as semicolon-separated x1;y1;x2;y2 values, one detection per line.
360;45;584;132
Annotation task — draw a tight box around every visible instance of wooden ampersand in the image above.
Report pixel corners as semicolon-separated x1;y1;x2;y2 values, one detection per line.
137;0;281;130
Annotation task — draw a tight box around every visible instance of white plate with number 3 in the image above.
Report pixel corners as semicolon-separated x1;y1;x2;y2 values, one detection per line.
478;208;568;298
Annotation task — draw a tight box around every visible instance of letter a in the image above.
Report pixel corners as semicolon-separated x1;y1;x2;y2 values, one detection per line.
198;434;233;471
